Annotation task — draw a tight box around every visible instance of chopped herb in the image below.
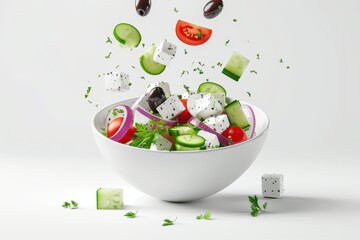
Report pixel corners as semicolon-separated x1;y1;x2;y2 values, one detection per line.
101;128;107;137
62;200;78;209
71;200;78;209
62;202;71;209
130;120;167;149
112;108;124;117
206;78;209;82
286;66;290;69
195;31;203;39
167;47;173;50
248;195;267;217
132;65;135;69
184;49;188;55
84;86;92;99
247;91;252;97
162;217;177;226
130;48;133;51
256;53;260;60
124;211;138;218
105;52;112;59
211;65;215;69
225;40;230;46
279;58;283;63
193;67;204;74
233;18;238;22
88;100;93;104
128;83;132;86
95;104;99;108
142;43;145;48
140;76;145;80
98;74;101;78
174;7;178;13
115;65;120;69
183;84;190;93
198;61;205;66
217;62;223;67
196;211;212;220
250;70;258;74
181;70;185;77
106;37;112;44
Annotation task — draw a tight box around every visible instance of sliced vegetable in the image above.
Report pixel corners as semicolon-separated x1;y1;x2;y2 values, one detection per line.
96;188;123;210
222;126;247;144
175;135;205;148
175;20;212;46
189;117;230;146
197;81;226;96
113;23;142;48
140;45;166;75
242;104;256;139
107;105;134;143
135;106;178;126
176;99;192;124
224;100;250;130
169;123;199;136
222;52;249;81
174;144;206;151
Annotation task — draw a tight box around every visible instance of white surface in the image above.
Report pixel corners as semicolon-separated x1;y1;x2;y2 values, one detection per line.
0;0;360;239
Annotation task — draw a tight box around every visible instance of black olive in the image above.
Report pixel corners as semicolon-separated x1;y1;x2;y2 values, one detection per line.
135;0;151;17
203;0;224;19
148;87;166;113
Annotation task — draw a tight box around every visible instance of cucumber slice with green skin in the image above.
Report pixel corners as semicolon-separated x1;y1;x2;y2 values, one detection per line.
140;46;166;75
225;100;250;130
197;82;227;96
113;23;142;48
222;52;249;81
96;188;123;210
174;144;206;151
169;124;199;136
175;134;205;147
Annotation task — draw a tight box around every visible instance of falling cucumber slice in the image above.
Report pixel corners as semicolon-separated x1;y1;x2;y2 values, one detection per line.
197;82;227;96
113;23;142;48
222;52;249;81
96;188;123;210
140;46;166;75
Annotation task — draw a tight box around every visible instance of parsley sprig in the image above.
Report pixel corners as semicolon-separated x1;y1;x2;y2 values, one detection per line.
248;195;267;217
84;86;92;99
162;217;177;226
196;211;212;220
183;84;191;93
62;200;78;209
130;120;167;149
124;211;138;218
112;108;124;117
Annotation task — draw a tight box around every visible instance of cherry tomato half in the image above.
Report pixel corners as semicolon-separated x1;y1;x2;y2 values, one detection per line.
107;117;136;144
222;126;248;144
176;99;192;124
175;20;212;46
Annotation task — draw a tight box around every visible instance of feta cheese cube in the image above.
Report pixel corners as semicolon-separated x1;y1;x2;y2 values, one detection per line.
212;93;226;108
181;91;195;100
156;95;185;120
187;93;223;120
262;174;284;198
133;109;154;131
105;72;130;92
131;93;151;111
150;136;172;151
146;81;171;98
197;130;220;149
153;40;177;65
203;114;230;134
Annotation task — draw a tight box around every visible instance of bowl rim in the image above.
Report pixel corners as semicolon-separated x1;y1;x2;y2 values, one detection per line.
92;98;270;154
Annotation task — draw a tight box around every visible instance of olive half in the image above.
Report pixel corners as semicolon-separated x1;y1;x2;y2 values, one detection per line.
203;0;224;19
135;0;151;17
148;87;166;113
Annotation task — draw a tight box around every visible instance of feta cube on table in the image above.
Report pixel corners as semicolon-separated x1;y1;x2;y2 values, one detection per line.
156;95;185;120
262;174;284;198
153;40;177;65
203;114;230;134
197;130;220;149
150;136;172;151
187;93;223;120
146;81;171;98
105;72;130;92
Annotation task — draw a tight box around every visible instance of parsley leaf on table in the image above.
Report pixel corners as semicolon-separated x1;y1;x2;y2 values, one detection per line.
196;211;212;220
62;202;71;209
248;195;267;217
71;200;78;209
162;217;177;226
124;211;138;218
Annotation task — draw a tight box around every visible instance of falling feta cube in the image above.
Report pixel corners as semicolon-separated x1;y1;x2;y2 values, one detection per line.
153;40;177;65
203;114;230;134
188;93;223;120
131;93;151;111
262;174;284;198
146;81;171;98
156;95;185;120
150;136;172;151
197;130;220;149
105;72;130;92
212;93;226;108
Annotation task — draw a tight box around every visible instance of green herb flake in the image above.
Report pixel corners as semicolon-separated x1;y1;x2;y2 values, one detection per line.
132;65;135;69
287;66;290;69
256;53;260;60
62;200;78;209
233;18;237;22
105;52;112;59
198;61;205;67
195;31;203;39
62;202;71;209
184;49;188;55
181;70;185;77
128;82;132;86
162;217;177;226
196;211;212;220
124;211;138;218
84;86;92;99
140;76;145;80
250;70;258;74
142;43;145;48
225;40;230;46
280;58;283;63
106;37;112;44
248;195;267;217
115;65;120;69
174;7;178;13
98;74;101;78
71;200;78;209
247;91;251;97
193;67;204;74
101;128;107;137
217;62;223;67
183;84;190;93
112;108;124;117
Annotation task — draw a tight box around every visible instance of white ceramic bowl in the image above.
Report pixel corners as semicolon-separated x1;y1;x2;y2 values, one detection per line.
92;98;270;202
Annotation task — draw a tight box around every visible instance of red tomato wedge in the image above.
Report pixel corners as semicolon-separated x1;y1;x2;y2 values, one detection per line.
222;126;248;144
175;20;212;46
176;99;192;124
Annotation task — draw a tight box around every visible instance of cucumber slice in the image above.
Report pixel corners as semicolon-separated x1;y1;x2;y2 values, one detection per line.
174;144;206;151
197;82;227;96
169;124;199;136
96;188;123;210
175;134;205;147
140;46;166;75
222;52;249;81
113;23;142;48
224;100;250;130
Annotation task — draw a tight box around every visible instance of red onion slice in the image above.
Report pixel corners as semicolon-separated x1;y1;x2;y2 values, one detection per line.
242;104;256;139
109;105;134;142
135;106;179;127
188;117;230;146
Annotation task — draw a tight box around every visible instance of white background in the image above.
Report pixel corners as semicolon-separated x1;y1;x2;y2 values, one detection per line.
0;0;359;239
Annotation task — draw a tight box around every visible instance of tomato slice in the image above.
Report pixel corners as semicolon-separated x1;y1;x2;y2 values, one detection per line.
221;126;248;144
175;20;212;46
176;99;192;124
107;117;136;144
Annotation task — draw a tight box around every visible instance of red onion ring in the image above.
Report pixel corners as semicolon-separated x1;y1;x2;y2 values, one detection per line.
109;105;134;142
188;117;230;146
242;104;256;139
135;106;179;127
